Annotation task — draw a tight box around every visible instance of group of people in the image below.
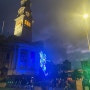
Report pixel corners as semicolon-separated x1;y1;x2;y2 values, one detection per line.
48;78;76;90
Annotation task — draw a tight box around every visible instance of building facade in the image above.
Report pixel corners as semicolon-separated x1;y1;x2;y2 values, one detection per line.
0;38;43;75
0;0;42;76
14;0;33;42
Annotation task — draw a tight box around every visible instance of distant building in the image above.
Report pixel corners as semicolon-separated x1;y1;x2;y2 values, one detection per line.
62;60;71;71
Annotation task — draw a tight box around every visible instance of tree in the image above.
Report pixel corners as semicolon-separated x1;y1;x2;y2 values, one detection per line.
71;69;82;80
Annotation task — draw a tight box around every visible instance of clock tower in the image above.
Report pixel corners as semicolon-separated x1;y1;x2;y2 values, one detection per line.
14;0;33;42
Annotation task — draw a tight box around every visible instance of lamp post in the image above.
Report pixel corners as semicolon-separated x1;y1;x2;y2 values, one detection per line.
83;14;90;50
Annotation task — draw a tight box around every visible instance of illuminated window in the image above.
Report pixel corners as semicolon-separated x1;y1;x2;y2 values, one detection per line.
24;20;31;27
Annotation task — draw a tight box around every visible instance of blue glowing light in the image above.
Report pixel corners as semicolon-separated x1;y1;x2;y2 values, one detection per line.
39;51;48;76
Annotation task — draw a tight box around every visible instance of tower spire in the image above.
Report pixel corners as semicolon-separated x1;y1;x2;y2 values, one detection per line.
1;20;5;34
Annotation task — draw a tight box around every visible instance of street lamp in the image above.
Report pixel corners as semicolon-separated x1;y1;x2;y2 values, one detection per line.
83;14;90;50
83;14;88;19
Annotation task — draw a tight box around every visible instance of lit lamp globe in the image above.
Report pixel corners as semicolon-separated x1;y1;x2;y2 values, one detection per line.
83;14;88;19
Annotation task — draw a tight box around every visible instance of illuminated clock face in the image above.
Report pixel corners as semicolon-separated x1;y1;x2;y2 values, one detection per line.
25;11;30;17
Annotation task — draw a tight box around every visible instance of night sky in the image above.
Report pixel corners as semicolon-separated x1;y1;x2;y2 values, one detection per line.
0;0;90;63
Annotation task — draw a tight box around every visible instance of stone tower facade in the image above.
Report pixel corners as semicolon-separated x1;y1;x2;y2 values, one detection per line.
14;0;33;42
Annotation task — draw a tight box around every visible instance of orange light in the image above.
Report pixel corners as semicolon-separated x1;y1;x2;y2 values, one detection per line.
16;20;22;26
24;20;31;27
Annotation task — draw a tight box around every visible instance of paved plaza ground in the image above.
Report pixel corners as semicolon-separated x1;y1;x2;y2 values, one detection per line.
0;87;76;90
